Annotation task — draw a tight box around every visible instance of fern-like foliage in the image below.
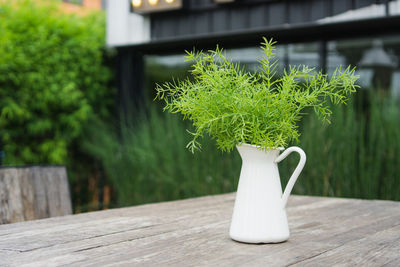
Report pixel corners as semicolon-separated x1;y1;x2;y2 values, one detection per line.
155;38;359;153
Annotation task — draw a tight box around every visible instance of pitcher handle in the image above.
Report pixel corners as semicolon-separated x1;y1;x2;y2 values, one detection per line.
274;146;306;209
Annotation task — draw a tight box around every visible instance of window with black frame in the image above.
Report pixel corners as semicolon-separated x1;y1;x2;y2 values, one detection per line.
143;44;289;101
327;36;400;97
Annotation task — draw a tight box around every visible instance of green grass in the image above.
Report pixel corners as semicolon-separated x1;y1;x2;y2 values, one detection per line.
280;91;400;201
83;91;400;207
83;106;240;207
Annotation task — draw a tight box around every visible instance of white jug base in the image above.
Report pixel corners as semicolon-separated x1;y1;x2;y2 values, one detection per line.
230;233;290;244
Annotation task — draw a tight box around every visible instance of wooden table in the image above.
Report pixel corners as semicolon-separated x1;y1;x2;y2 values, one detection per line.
1;193;400;266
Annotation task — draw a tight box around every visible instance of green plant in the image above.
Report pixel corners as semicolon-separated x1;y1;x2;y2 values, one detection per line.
0;0;113;164
156;39;359;152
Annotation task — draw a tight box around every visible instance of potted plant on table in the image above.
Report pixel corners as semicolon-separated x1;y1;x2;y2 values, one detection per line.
155;38;359;243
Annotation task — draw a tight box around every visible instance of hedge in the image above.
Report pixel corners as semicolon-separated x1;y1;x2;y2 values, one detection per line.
0;0;113;165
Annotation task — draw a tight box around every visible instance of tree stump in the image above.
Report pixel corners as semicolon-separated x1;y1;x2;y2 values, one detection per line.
0;166;72;224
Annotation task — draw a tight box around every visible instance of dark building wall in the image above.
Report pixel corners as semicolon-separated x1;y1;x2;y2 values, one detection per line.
117;0;400;113
150;0;380;41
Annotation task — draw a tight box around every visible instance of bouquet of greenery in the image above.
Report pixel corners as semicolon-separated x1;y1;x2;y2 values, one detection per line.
156;38;359;153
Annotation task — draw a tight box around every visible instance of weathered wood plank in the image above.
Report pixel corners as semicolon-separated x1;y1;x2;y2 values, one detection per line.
69;203;399;267
31;167;48;219
0;166;72;224
0;168;25;224
0;193;236;237
0;194;399;266
0;194;320;248
18;168;36;221
290;224;400;266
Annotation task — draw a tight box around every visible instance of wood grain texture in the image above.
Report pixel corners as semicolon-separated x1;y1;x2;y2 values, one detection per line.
0;166;72;224
0;193;399;266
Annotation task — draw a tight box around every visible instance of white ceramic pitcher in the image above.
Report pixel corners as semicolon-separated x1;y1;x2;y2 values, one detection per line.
229;144;306;243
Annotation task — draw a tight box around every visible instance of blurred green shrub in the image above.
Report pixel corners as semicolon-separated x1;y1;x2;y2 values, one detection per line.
0;0;113;165
84;92;400;207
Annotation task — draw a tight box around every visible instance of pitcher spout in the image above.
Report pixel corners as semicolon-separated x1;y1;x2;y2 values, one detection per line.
236;143;283;162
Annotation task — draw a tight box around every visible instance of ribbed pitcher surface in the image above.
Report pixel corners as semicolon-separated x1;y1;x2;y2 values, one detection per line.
230;144;306;243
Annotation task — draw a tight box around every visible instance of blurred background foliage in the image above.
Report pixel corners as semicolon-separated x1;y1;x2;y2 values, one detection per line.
83;106;241;207
0;0;399;213
0;0;114;211
0;0;113;165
